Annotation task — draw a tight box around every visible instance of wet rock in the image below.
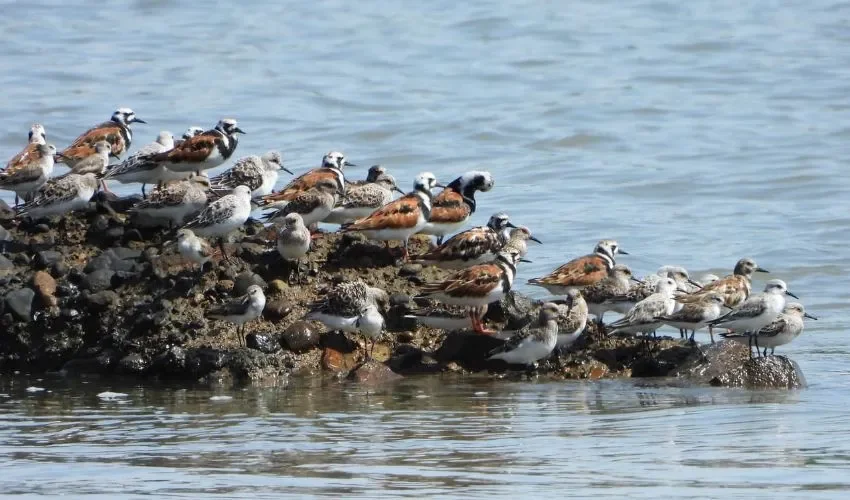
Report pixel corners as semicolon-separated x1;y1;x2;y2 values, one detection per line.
34;250;62;270
246;333;280;354
226;349;271;379
234;272;266;295
153;346;187;375
186;348;228;376
84;248;140;274
90;215;110;234
433;331;505;371
31;271;57;307
81;269;115;292
322;347;359;372
0;254;13;272
485;290;538;330
268;279;288;295
674;340;805;389
388;344;442;374
104;226;125;242
96;348;121;371
216;280;235;293
118;353;149;374
390;293;411;306
281;320;321;352
4;288;35;322
399;263;422;277
348;359;402;384
83;290;119;311
34;223;51;234
263;298;293;321
60;357;105;375
123;228;144;242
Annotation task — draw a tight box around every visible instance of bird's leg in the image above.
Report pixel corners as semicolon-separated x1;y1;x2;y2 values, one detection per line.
763;347;768;358
141;184;147;199
754;334;761;358
680;328;685;339
401;239;410;262
14;194;19;206
472;307;495;335
748;334;754;358
101;179;113;195
709;326;715;344
218;239;230;262
771;347;775;356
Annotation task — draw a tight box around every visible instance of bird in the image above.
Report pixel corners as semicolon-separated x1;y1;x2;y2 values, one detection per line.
487;302;560;366
644;266;702;293
177;126;205;145
412;212;517;269
182;184;253;258
677;258;769;308
5;123;47;172
698;273;720;286
417;248;527;335
403;304;474;331
501;226;542;259
605;266;696;320
58;108;145;166
346;164;388;187
324;170;404;224
419;171;495;244
129;173;210;227
341;172;442;261
306;280;388;358
59;140;111;192
0;143;59;205
207;285;266;347
527;239;628;295
16;173;99;219
261;151;355;205
708;279;797;350
581;264;639;326
145;119;245;174
656;291;727;343
103;131;176;198
555;289;588;350
208;151;292;198
173;228;216;276
276;213;311;283
720;303;817;357
263;178;342;227
607;277;679;336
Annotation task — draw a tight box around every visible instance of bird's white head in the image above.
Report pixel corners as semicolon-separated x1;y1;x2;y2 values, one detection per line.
322;151;354;169
412;171;441;196
156;131;175;149
764;279;797;299
112;108;145;126
182;126;204;140
29;123;46;144
216;119;245;135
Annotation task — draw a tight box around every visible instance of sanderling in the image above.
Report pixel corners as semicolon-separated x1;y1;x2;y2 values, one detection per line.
103;131;175;197
276;213;311;283
656;291;727;343
207;284;266;347
501;226;542;259
721;302;817;357
129;173;210;227
708;279;796;343
177;126;204;145
174;228;216;275
263;178;341;227
58;108;145;166
347;164;386;187
488;302;559;366
644;266;702;293
412;212;517;269
262;151;355;205
342;172;442;261
555;289;588;350
209;151;292;197
306;280;387;357
528;239;627;295
420;171;495;244
148;119;245;174
418;248;527;335
404;304;474;331
582;264;639;325
0;143;58;204
607;277;678;336
698;273;720;286
679;258;768;308
5;123;46;171
182;184;252;258
16;173;99;219
324;170;403;224
62;140;110;176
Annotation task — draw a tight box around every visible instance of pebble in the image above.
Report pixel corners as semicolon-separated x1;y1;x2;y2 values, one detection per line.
399;263;422;276
216;280;235;293
4;288;35;322
34;250;62;270
263;298;292;321
153;346;187;373
281;321;321;352
390;293;411;306
118;353;149;374
246;333;280;354
31;271;57;307
34;224;50;234
234;272;266;295
0;254;13;271
81;269;115;292
83;290;119;310
268;279;288;295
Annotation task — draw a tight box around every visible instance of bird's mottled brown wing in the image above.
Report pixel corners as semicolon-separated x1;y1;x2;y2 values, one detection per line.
61;122;127;160
267;169;338;202
428;189;469;223
422;262;502;298
5;143;40;171
344;195;420;231
532;254;607;287
415;226;498;262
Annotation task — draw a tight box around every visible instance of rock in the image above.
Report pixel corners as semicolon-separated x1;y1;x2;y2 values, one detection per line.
186;348;228;376
31;271;57;307
322;347;359;372
81;269;115;292
60;357;105;375
268;279;288;295
348;359;402;384
433;331;505;371
34;250;62;270
153;346;187;375
674;340;806;389
226;349;271;379
90;215;110;234
485;291;538;330
234;272;266;295
216;280;234;293
104;226;125;241
388;345;442;374
281;321;321;352
52;261;70;278
108;247;143;261
123;228;144;242
399;263;422;277
4;288;35;322
34;223;51;234
84;248;139;274
83;290;119;310
118;353;149;374
263;298;293;321
390;293;411;306
246;333;280;353
0;254;13;272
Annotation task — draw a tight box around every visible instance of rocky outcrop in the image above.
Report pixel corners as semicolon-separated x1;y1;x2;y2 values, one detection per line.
674;341;807;389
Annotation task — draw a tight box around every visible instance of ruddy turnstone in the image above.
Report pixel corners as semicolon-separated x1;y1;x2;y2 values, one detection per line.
417;248;527;335
209;151;291;197
16;173;99;218
103;131;175;197
656;291;727;343
147;119;245;174
678;258;768;308
412;212;517;269
129;173;210;227
5;123;46;171
708;279;796;340
404;304;474;331
174;228;216;275
58;108;145;166
263;178;341;227
501;226;542;258
324;170;403;224
0;143;59;204
306;280;387;357
262;151;355;205
341;172;442;260
487;302;559;366
207;284;266;347
528;239;628;295
276;213;311;283
607;277;679;336
182;184;252;258
582;264;638;325
721;303;817;357
555;289;588;350
419;171;495;244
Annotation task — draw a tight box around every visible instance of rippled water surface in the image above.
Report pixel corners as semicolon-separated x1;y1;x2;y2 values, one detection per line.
2;0;850;496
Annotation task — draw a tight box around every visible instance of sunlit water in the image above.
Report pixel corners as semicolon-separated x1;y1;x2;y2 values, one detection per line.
2;0;850;496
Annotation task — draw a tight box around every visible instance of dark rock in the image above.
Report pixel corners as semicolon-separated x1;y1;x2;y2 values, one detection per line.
234;272;266;295
84;248;139;274
263;298;292;321
386;304;415;332
674;340;806;389
433;331;505;371
105;194;143;214
34;250;62;270
388;345;442;374
118;353;150;374
96;349;121;371
399;263;422;276
485;290;538;329
81;269;115;292
226;349;270;379
348;359;402;384
60;357;105;375
12;253;30;266
186;348;228;376
153;346;187;375
34;223;51;234
4;288;35;322
52;261;70;278
123;228;143;242
281;321;321;352
83;290;119;310
104;226;125;241
246;333;281;354
108;247;143;261
0;254;13;271
390;293;411;306
91;215;110;234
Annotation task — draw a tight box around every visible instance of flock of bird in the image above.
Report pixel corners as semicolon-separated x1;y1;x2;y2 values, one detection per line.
0;108;817;368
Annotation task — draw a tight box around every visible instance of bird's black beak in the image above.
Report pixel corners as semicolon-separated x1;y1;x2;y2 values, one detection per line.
785;290;799;299
630;276;644;284
393;186;405;195
234;127;246;134
109;151;119;159
756;267;769;273
131;117;147;124
618;249;629;255
519;258;532;263
529;235;542;244
434;183;447;189
53;152;66;161
344;161;357;167
281;166;294;175
687;279;703;289
804;312;818;320
505;221;518;229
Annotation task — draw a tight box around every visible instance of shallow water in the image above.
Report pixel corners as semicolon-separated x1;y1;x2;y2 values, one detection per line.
2;0;850;496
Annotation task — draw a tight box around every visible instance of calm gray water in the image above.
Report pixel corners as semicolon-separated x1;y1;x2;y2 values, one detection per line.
2;0;850;497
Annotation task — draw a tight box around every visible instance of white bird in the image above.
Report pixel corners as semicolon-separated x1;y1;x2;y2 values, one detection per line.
103;131;176;197
276;213;311;283
721;302;817;357
0;143;58;204
207;285;266;347
607;277;679;336
173;228;216;275
182;184;253;259
656;291;727;343
306;281;388;358
708;279;796;335
488;302;560;366
129;174;210;227
16;173;99;218
209;151;292;198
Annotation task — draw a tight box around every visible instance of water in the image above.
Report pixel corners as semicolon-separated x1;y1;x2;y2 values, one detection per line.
2;0;850;496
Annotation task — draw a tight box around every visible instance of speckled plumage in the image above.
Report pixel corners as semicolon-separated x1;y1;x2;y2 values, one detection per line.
209;151;290;197
130;174;210;226
16;173;99;218
488;303;559;364
413;212;515;269
182;184;252;239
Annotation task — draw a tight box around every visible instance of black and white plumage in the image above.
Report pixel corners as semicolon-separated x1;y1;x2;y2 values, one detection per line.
179;126;205;144
709;279;797;334
262;151;355;205
129;174;210;226
420;171;495;244
500;226;542;259
412;212;517;269
276;213;311;283
403;304;474;331
209;151;292;197
721;303;817;357
0;143;58;202
207;285;266;347
306;280;387;357
324;171;403;224
182;184;252;245
488;302;560;365
103;131;176;195
346;164;387;187
607;277;679;336
263;178;342;227
16;173;99;218
58;108;145;166
147;119;245;174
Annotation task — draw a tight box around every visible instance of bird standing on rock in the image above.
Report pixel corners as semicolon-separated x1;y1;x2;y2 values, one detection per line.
528;239;628;295
173;228;216;276
306;281;388;359
262;151;355;205
182;184;252;259
412;212;518;269
207;285;266;347
488;302;560;367
103;131;176;198
276;213;311;283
